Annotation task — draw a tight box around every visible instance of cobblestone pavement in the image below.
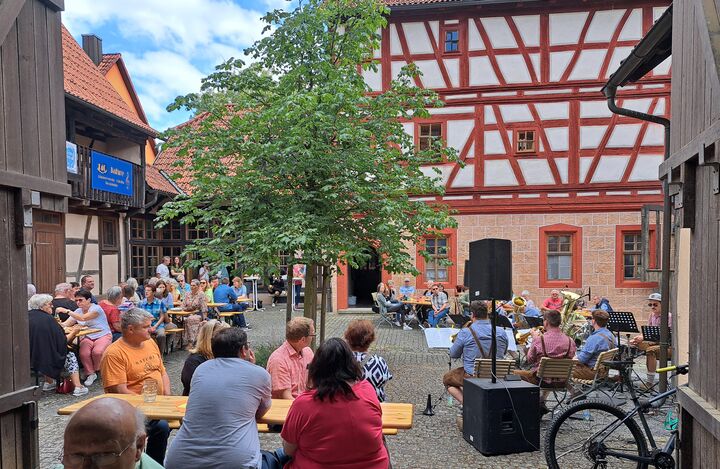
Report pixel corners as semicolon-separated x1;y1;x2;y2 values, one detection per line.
38;305;668;468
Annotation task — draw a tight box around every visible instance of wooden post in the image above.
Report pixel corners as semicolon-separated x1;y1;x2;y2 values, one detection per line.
304;263;318;349
319;264;331;345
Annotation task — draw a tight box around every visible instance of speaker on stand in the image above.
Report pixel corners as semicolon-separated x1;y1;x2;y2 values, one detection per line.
463;238;540;456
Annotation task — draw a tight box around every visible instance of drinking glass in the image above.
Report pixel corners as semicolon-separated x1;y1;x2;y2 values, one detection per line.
142;379;157;403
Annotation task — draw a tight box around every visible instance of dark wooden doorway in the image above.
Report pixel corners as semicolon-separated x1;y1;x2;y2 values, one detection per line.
32;211;65;294
348;249;381;307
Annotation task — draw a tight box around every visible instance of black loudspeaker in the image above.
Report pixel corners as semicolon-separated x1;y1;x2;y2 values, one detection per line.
462;378;540;455
463;259;470;287
468;239;512;300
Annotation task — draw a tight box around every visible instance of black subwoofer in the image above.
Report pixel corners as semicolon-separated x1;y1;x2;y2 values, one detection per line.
462;378;540;456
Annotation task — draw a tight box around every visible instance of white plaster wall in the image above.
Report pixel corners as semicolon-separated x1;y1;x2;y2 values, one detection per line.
619;9;643;41
468;18;485;50
591;156;630;182
420;165;453;186
391;61;407;81
555;157;569;183
568;49;605;80
416;60;446;88
444;58;460;88
530;53;541;78
480;17;516;48
585;10;624;43
469;57;499;85
519;159;554;185
484;106;496;124
605;47;635;79
512;15;540;46
653;98;666;115
428;106;473;115
102;254;119;293
579;157;594;182
535;102;568;120
496;55;531;83
607;124;642;148
653;57;671;75
580;125;608;149
628;154;663;181
623;98;653;114
642;124;665;146
363;67;382;92
549;51;574;82
390;24;402;55
484;160;518;186
66;213;97;239
403;22;434;55
428;21;439;44
451;164;475;188
498;104;532;123
447;120;474;152
484;131;505;154
580;100;613;118
549;12;589;45
402;123;414;140
545;127;569;151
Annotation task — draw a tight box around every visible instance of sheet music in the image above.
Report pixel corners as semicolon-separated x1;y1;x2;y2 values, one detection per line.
424;327;517;352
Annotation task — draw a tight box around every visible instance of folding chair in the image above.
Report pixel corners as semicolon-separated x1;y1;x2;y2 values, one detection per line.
474;358;515;379
372;292;395;328
536;357;575;414
571;348;619;402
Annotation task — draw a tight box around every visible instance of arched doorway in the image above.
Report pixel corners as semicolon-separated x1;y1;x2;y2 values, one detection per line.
347;249;381;308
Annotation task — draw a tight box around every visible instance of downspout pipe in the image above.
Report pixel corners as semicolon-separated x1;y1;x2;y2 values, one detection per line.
605;85;672;392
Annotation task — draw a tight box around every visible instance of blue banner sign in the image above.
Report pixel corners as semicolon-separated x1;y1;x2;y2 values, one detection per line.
91;150;133;196
66;141;78;174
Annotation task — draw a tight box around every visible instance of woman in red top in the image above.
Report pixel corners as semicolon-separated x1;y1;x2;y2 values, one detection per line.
281;338;389;469
98;286;124;342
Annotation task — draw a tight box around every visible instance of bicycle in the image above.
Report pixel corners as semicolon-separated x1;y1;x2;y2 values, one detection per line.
544;361;688;468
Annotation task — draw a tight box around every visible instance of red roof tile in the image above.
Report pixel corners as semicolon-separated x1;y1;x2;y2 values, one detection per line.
98;53;121;75
62;26;156;136
152;112;210;194
145;164;180;195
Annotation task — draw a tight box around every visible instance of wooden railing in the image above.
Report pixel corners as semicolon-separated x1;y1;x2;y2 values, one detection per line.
69;144;144;208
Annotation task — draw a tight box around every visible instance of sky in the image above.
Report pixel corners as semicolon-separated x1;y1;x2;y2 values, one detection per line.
63;0;290;133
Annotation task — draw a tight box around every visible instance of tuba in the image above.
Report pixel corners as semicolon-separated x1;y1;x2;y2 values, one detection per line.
511;296;528;328
559;290;587;340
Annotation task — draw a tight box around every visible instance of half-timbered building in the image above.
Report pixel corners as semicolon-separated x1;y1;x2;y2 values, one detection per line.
333;0;672;311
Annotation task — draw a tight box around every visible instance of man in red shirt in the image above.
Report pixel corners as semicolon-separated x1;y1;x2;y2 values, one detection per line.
266;317;315;399
541;289;564;313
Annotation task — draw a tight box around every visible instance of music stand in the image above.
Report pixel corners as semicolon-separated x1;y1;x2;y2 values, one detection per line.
607;311;639;350
641;325;671;343
526;317;544;328
495;314;513;329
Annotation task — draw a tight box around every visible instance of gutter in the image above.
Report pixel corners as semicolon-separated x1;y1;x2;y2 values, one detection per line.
604;85;672;392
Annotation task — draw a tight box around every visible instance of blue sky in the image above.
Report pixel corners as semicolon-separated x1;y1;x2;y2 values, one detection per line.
63;0;290;133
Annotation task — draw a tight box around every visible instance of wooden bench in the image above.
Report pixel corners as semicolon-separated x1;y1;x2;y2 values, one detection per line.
171;421;399;435
163;328;184;354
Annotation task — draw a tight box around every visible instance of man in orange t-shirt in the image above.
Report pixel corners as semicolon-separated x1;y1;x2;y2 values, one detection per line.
100;307;171;464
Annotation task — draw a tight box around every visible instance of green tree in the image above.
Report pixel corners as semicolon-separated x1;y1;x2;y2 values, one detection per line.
158;0;459;341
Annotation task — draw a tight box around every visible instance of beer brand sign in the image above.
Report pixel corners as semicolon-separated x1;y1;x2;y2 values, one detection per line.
91;150;133;196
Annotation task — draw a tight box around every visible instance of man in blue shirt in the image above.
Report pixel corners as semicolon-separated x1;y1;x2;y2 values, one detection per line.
398;278;415;299
573;309;615;380
214;277;248;329
444;301;509;405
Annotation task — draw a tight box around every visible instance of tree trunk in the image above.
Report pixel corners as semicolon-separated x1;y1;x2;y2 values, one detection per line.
304;263;318;348
319;265;331;345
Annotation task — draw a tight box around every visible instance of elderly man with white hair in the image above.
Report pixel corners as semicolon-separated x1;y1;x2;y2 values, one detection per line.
27;294;88;397
52;282;78;321
59;397;163;468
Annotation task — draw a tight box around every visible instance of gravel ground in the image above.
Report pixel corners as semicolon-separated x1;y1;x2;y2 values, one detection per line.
38;304;669;468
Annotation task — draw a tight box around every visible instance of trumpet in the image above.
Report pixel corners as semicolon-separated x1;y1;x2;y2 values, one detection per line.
515;326;545;346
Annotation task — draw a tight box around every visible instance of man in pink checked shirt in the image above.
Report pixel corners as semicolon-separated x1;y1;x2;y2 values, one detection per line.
513;309;576;414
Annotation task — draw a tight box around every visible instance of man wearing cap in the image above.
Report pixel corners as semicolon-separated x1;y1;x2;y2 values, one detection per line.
630;293;672;389
398;279;415;299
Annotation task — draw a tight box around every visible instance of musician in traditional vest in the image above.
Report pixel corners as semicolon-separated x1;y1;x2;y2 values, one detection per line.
572;309;615;381
443;300;508;406
513;309;576;385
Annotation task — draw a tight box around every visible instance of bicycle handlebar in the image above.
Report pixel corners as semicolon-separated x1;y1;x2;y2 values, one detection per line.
657;364;689;375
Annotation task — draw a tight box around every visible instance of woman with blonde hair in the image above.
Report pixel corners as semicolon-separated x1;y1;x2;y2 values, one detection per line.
180;319;229;396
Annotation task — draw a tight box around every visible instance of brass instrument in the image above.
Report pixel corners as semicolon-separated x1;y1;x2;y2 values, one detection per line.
559;290;590;344
511;296;528;328
515;326;544;345
450;321;472;343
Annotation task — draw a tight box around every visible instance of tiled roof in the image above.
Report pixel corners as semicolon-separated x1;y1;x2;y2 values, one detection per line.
152;112;211;194
98;53;121;75
145;164;181;195
62;26;156;136
384;0;461;5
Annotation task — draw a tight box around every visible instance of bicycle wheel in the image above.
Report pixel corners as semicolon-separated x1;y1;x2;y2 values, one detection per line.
545;399;649;469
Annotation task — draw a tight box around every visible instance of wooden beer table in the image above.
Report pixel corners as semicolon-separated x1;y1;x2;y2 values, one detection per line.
57;394;414;432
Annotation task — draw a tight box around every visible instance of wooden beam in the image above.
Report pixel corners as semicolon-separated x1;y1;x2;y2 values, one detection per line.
39;0;63;12
0;169;70;196
0;387;39;415
0;0;25;47
677;386;720;443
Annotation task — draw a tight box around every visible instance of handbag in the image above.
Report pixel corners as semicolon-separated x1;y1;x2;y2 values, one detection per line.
56;377;75;394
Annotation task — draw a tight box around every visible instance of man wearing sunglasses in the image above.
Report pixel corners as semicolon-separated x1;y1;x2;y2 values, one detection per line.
60;397;162;469
630;293;672;389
